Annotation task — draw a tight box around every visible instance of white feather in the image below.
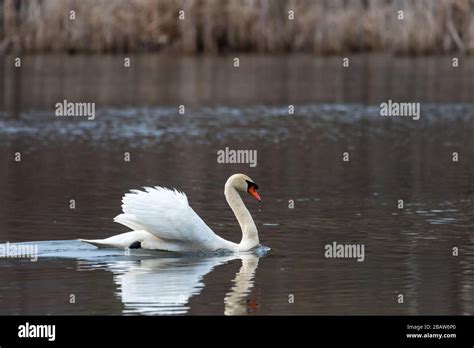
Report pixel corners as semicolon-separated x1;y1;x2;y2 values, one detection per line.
113;186;235;251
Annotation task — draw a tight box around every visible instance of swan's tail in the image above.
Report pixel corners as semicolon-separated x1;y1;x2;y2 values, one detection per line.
79;214;147;249
79;239;119;249
79;231;151;249
79;214;145;249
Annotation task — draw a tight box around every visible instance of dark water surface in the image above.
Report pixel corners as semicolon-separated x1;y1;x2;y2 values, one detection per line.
1;54;474;315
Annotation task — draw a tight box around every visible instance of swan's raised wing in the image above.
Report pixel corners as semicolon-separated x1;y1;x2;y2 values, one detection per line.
114;187;223;249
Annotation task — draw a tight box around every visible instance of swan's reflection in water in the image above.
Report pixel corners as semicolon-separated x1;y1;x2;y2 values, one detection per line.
224;254;260;315
78;251;264;315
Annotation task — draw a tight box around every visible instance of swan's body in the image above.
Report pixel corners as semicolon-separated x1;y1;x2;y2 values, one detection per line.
80;174;262;253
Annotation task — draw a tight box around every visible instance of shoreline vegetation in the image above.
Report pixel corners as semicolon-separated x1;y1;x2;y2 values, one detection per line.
1;0;474;55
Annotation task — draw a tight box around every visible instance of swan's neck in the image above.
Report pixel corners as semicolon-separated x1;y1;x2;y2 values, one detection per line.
224;184;259;250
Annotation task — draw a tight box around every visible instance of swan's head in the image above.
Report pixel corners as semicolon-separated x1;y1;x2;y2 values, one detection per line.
226;173;261;202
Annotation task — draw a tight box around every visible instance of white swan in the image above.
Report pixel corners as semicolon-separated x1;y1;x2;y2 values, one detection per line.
80;173;262;252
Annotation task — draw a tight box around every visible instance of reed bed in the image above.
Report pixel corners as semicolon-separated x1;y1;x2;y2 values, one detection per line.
2;0;474;54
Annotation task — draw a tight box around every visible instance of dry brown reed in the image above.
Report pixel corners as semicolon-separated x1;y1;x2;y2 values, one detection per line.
1;0;474;54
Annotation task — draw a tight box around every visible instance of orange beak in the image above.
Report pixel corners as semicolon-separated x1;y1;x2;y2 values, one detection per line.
248;186;261;202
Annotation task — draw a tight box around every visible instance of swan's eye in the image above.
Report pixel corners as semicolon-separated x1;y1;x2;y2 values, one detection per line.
245;180;259;191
